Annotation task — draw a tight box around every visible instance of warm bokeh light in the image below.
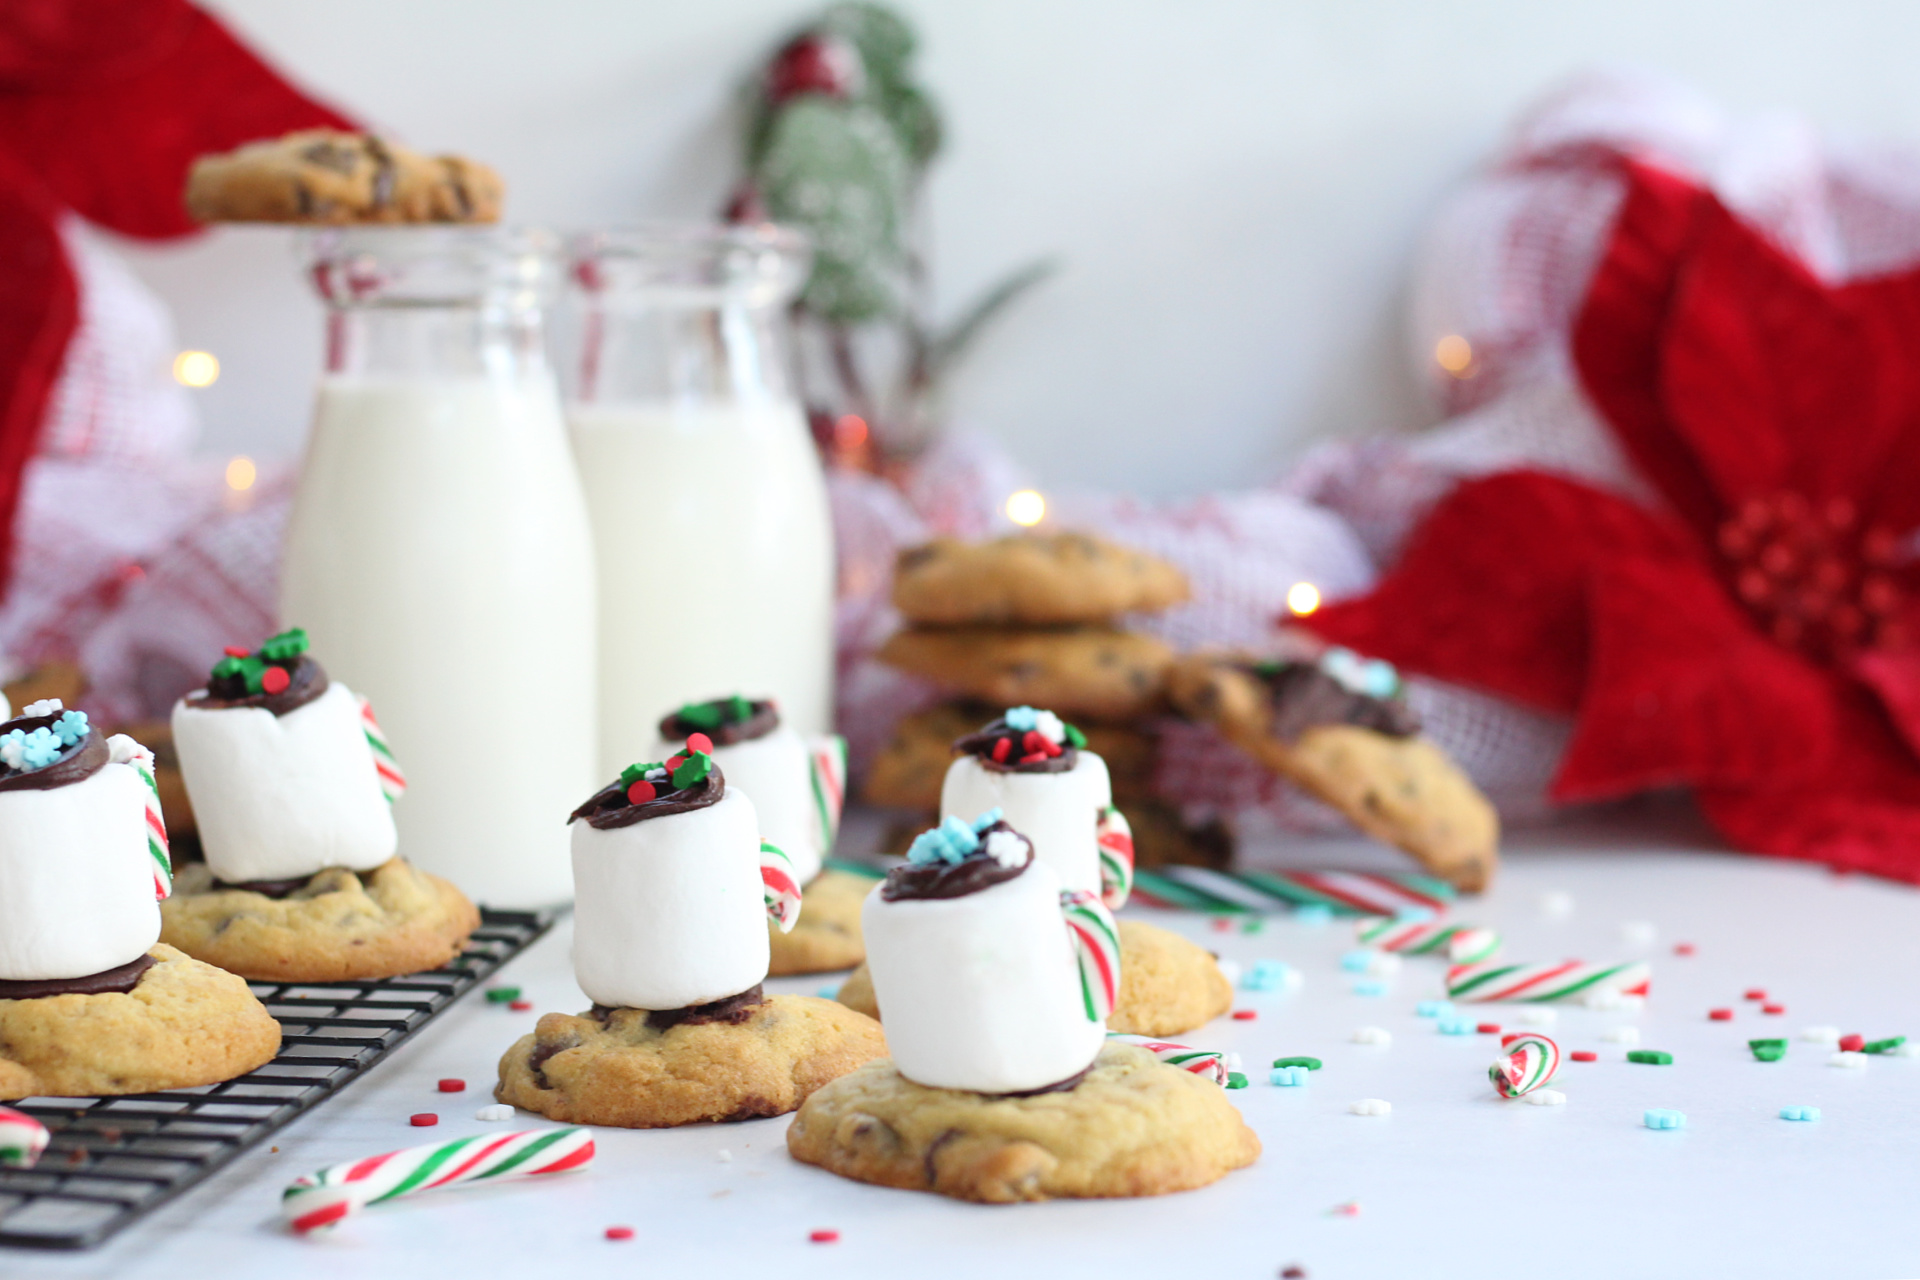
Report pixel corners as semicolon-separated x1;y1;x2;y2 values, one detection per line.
1005;488;1046;527
225;455;257;491
1286;581;1322;616
833;414;869;448
173;350;220;388
1434;334;1473;377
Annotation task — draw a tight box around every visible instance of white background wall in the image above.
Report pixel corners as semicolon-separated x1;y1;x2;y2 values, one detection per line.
121;0;1920;497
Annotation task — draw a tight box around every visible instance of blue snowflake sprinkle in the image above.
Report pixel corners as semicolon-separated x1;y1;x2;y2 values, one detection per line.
1779;1106;1820;1122
1644;1109;1686;1130
1270;1066;1310;1087
52;710;89;747
1437;1016;1473;1035
1293;904;1333;926
1340;949;1377;973
1003;706;1039;731
1352;978;1388;997
908;815;981;866
1417;1000;1455;1018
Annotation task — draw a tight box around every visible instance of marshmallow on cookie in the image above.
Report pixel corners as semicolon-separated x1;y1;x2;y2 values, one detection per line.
861;810;1118;1094
0;700;170;983
940;706;1133;908
650;695;845;886
172;628;404;886
569;739;801;1011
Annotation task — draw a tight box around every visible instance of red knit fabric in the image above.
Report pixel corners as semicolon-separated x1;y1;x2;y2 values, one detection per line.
1310;159;1920;882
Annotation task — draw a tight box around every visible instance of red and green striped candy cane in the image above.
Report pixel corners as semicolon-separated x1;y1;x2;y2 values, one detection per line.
1059;889;1121;1022
1491;1032;1560;1098
1107;1033;1226;1085
110;735;171;900
1095;805;1134;909
760;839;802;933
808;734;847;852
1355;915;1499;964
0;1106;49;1168
1447;959;1651;1003
282;1127;594;1234
358;696;407;802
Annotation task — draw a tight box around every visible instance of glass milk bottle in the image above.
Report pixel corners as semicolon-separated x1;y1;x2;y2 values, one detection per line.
567;225;833;773
282;227;597;907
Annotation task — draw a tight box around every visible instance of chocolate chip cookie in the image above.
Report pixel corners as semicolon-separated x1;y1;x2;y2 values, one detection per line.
786;1041;1259;1202
893;533;1189;626
496;994;886;1128
767;867;873;976
186;129;503;224
878;628;1173;722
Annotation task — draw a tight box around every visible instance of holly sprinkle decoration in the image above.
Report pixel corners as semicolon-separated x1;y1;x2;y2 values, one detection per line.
676;695;754;732
616;737;714;806
211;627;311;697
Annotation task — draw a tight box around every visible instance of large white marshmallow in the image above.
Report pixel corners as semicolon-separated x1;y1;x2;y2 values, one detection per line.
941;753;1112;897
571;787;769;1010
173;681;397;884
0;758;160;980
862;859;1106;1093
650;724;824;883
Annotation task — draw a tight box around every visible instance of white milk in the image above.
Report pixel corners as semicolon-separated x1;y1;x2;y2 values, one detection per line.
282;375;598;907
569;400;833;774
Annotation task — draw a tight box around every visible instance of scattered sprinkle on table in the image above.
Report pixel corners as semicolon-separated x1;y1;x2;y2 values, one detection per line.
1831;1050;1868;1068
486;987;521;1004
1525;1089;1567;1107
1570;1050;1598;1062
1227;1072;1249;1089
809;1229;840;1244
475;1104;513;1121
1709;1009;1733;1021
1516;1007;1557;1027
606;1226;635;1241
1539;890;1574;917
1644;1108;1686;1130
1294;904;1333;926
1273;1056;1322;1070
717;1149;732;1163
1673;942;1696;956
1232;1009;1258;1021
1352;1027;1391;1046
1802;1025;1840;1045
1330;1200;1360;1216
1838;1033;1866;1052
437;1079;465;1093
1211;917;1234;933
1216;959;1244;985
1627;1050;1673;1065
1416;1000;1453;1018
409;1114;438;1127
816;984;838;997
1351;979;1387;997
1437;1016;1472;1035
1271;1067;1310;1087
1348;1099;1391;1117
1241;918;1266;935
1744;988;1766;1001
1339;950;1375;973
1281;1266;1309;1279
509;1000;533;1012
1762;1004;1785;1015
1863;1036;1907;1054
1749;1039;1787;1062
1620;920;1656;946
1780;1106;1820;1122
1475;1022;1501;1035
1602;1026;1641;1046
1242;959;1297;991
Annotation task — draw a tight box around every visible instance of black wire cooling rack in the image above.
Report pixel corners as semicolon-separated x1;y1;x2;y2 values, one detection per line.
0;908;551;1251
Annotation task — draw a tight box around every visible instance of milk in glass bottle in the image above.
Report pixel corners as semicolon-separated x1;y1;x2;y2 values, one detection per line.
282;227;597;907
567;225;833;773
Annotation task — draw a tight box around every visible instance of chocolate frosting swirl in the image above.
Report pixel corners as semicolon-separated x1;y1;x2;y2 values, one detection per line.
657;696;779;747
188;654;330;717
880;820;1033;901
1254;661;1420;742
570;761;726;830
0;714;108;793
952;717;1079;775
0;953;155;1000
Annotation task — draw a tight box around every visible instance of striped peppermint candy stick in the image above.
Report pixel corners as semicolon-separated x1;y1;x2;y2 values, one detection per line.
0;1106;49;1169
1095;805;1134;909
1491;1032;1561;1098
760;839;802;933
108;735;170;900
282;1128;594;1234
1447;959;1652;1003
1107;1033;1226;1085
808;734;848;852
1355;916;1499;964
358;696;406;802
1059;889;1121;1022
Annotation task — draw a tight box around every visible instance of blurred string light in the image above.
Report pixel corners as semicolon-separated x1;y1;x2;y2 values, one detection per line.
1286;581;1321;616
225;456;257;491
173;350;220;387
1005;489;1046;527
833;414;869;448
1434;335;1474;378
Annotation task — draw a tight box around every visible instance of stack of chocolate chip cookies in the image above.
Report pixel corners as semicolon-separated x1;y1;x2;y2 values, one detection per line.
870;531;1228;867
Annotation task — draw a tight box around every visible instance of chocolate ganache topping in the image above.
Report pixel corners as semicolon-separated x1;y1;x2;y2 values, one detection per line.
882;815;1034;902
953;705;1085;775
187;627;329;717
1253;651;1420;743
0;705;108;793
658;694;778;747
0;953;155;1000
570;744;724;830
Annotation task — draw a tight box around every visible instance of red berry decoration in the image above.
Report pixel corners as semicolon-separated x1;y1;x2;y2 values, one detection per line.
666;754;685;772
990;737;1011;763
767;34;860;103
626;779;657;805
686;732;713;755
223;645;251;657
260;665;291;694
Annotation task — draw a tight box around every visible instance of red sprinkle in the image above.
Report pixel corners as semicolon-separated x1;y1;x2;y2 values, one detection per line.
605;1226;635;1241
260;665;291;695
626;779;657;804
1023;730;1045;755
1019;752;1049;765
437;1078;465;1093
1231;1009;1257;1021
1744;989;1767;1001
1211;917;1233;932
1839;1033;1865;1052
1570;1051;1598;1062
1763;1004;1785;1015
990;737;1011;763
1041;735;1063;757
223;645;251;657
1709;1009;1733;1021
809;1229;840;1244
1475;1022;1501;1035
1673;942;1697;956
410;1113;438;1127
665;754;685;772
509;1000;533;1012
686;733;713;755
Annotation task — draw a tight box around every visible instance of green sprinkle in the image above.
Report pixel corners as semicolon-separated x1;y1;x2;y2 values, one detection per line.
727;694;752;721
619;762;663;787
1240;918;1265;935
1272;1057;1322;1071
259;627;310;661
1627;1049;1673;1065
1749;1040;1787;1062
1226;1072;1248;1089
671;751;712;790
486;987;521;1004
676;700;727;730
1863;1036;1907;1055
1063;723;1087;749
